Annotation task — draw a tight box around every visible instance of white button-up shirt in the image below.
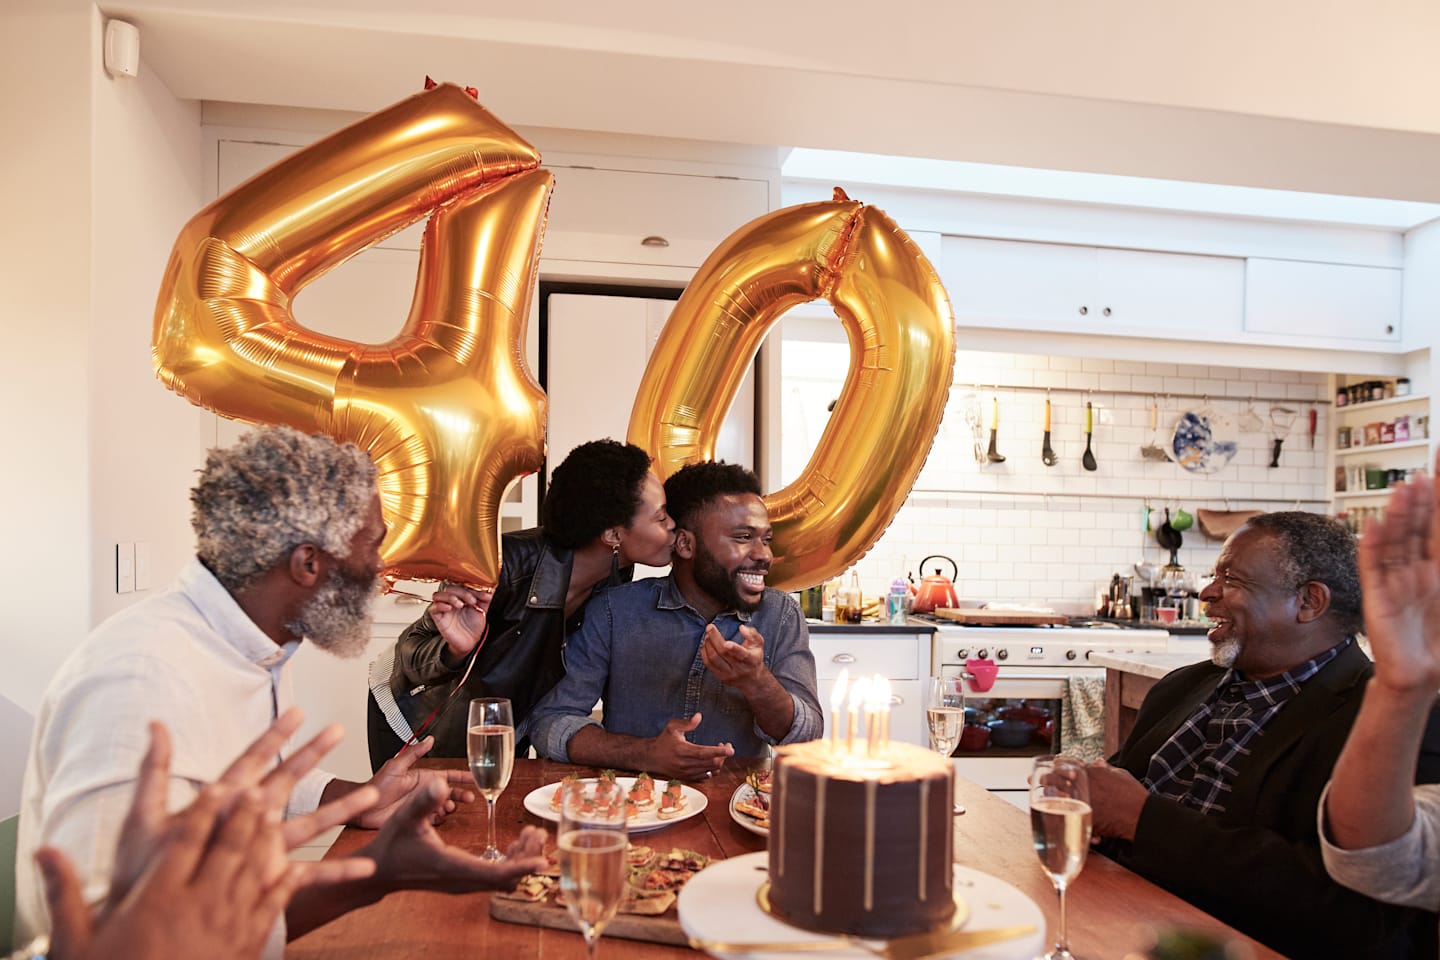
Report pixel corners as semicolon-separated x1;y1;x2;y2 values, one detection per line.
15;557;334;948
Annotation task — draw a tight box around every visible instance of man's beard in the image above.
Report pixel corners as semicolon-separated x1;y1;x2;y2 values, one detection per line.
692;541;765;614
288;563;377;659
1210;636;1241;669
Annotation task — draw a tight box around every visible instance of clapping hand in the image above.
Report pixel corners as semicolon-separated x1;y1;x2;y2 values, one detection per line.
349;733;477;829
1357;467;1440;695
700;624;768;692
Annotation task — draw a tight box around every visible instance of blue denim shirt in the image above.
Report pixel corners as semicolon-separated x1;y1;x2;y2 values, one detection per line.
524;575;821;761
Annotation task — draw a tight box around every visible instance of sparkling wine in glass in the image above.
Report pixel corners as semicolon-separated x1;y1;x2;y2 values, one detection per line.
558;779;628;960
926;677;965;757
1030;756;1092;960
467;697;515;861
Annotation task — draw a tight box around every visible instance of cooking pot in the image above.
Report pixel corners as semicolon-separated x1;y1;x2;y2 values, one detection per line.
913;555;959;613
957;725;991;751
988;719;1038;749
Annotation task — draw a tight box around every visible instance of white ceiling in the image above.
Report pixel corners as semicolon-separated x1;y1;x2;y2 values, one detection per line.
103;0;1440;204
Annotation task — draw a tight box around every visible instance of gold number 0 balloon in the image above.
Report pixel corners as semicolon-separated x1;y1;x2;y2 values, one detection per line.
152;84;550;587
629;189;956;592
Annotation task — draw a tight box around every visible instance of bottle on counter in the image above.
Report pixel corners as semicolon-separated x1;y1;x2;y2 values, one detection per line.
887;577;909;625
836;571;864;624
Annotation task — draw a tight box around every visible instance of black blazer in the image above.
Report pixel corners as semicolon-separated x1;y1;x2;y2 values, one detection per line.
1101;641;1440;960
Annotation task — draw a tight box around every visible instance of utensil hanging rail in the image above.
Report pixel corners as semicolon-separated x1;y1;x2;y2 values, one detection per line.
909;487;1328;506
963;384;1330;407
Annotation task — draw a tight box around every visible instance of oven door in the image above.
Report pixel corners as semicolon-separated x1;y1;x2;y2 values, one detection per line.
937;665;1102;799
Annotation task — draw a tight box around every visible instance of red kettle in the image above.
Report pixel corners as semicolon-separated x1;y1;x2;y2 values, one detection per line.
912;555;959;614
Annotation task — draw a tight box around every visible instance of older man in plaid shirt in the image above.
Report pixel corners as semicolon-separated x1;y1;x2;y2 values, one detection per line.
1088;512;1440;960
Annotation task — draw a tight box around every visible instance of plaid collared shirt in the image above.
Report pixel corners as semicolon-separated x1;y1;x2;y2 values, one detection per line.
1142;638;1351;816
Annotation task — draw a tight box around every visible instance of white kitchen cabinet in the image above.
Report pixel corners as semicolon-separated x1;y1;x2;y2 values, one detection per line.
942;236;1244;338
544;166;769;269
807;627;932;748
1245;258;1402;343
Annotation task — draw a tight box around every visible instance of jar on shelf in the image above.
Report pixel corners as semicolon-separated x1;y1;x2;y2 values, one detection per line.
1396;416;1411;442
1337;426;1352;449
1396;377;1412;397
1335;386;1349;407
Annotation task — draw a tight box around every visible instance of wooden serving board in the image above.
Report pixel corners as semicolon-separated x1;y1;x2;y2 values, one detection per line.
489;896;687;946
932;607;1068;626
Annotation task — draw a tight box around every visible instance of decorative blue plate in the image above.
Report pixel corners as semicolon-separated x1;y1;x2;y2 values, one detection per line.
1168;410;1239;474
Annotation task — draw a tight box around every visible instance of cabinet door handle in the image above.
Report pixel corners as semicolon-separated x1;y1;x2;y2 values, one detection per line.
1102;307;1112;317
1078;306;1088;316
831;653;856;664
1386;324;1395;335
641;235;670;248
889;694;904;706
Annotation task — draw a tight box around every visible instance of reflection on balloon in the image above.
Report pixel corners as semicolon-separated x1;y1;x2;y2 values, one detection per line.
152;83;550;588
628;188;955;591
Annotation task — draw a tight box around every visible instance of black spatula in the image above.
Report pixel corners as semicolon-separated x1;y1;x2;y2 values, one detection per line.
1082;401;1098;471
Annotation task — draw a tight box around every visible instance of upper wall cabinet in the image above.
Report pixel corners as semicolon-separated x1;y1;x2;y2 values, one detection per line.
543;166;769;269
941;237;1244;339
1244;258;1402;343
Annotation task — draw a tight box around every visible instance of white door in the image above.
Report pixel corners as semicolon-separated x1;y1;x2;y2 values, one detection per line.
1245;258;1403;342
1097;248;1245;337
943;236;1097;330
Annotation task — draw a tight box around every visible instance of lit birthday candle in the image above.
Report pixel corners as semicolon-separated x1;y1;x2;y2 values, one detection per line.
847;676;871;758
830;669;850;755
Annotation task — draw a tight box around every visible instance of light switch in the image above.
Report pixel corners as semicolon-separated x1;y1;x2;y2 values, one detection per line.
134;541;153;591
116;542;135;594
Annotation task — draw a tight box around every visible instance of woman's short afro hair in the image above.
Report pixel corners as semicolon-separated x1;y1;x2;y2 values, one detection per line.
540;439;654;548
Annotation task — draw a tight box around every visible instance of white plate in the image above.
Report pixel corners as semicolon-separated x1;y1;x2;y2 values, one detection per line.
729;783;770;838
679;852;1045;960
1168;409;1240;474
522;777;708;834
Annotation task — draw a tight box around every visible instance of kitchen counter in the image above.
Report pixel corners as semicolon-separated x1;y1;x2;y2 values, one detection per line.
1090;650;1208;754
804;619;936;634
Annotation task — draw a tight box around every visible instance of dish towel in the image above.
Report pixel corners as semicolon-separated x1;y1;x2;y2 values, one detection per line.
1061;675;1107;764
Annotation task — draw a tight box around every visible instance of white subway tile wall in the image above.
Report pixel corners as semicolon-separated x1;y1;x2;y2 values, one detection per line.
781;345;1328;610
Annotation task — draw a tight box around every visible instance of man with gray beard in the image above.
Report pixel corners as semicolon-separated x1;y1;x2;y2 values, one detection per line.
15;426;545;954
1084;512;1440;960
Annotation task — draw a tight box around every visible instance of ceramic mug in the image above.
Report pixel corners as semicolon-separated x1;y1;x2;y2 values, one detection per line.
1171;508;1194;532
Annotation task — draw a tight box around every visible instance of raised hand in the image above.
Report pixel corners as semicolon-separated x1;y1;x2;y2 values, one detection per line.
111;714;378;905
700;624;767;691
356;779;548;893
349;734;477;829
429;584;495;662
645;713;733;782
1356;468;1440;695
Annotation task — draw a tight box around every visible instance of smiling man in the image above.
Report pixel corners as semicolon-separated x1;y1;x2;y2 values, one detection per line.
525;461;821;781
1086;511;1440;960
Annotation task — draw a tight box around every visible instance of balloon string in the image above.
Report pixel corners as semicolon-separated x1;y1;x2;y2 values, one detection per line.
402;621;490;750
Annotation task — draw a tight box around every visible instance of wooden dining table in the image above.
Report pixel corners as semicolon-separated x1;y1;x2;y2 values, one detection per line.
287;757;1284;959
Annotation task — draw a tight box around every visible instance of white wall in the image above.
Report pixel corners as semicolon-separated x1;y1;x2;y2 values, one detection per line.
89;10;206;625
783;343;1331;608
0;2;203;732
1;1;96;716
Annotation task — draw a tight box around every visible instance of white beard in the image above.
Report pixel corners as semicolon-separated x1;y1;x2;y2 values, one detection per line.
1210;636;1241;669
289;566;376;659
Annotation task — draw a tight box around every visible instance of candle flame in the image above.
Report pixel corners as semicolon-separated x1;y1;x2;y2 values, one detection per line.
873;675;892;710
830;668;850;712
849;676;872;711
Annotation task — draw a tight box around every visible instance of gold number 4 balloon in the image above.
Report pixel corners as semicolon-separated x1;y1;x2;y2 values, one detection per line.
153;86;954;592
629;189;955;591
152;83;549;587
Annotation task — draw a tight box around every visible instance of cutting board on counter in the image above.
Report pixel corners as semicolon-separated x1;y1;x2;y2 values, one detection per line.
932;607;1068;626
490;896;687;946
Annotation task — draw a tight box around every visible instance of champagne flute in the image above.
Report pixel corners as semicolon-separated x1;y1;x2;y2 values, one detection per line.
558;779;628;960
1030;756;1092;960
466;697;514;861
926;676;965;757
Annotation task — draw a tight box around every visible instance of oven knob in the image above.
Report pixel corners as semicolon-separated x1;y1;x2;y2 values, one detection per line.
1065;650;1078;661
1085;650;1095;661
996;648;1009;660
976;648;989;660
956;648;969;660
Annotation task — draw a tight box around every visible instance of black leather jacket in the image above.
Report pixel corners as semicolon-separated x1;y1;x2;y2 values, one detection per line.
377;528;629;759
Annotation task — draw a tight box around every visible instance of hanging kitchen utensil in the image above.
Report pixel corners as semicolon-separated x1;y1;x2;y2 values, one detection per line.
1308;407;1318;450
985;394;1006;463
1041;391;1058;466
1082;400;1098;471
963;393;985;465
1268;405;1297;468
1141;395;1168;461
1238;400;1265;433
1168;405;1239;474
1156;508;1184;565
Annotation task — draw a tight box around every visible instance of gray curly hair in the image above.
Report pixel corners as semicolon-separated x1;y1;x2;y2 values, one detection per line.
191;426;379;593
